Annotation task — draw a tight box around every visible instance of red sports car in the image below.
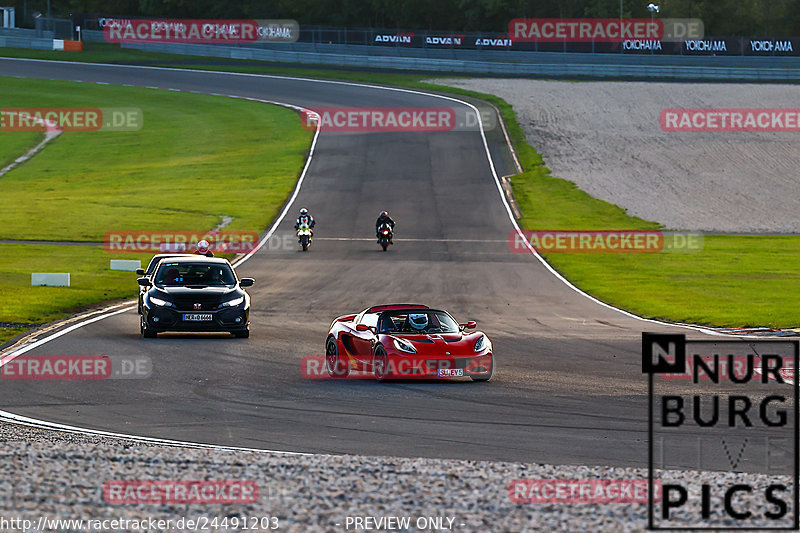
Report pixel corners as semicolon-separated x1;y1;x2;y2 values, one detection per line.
325;304;493;381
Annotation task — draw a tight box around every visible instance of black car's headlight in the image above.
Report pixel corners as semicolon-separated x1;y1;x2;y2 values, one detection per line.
220;296;245;308
148;296;174;307
474;335;489;352
392;337;417;354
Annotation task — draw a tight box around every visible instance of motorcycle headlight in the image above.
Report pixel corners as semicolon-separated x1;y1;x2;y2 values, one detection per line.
474;335;489;352
392;337;417;354
221;296;245;308
148;296;173;307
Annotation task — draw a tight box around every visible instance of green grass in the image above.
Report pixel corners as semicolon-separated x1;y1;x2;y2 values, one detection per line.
0;77;310;240
0;75;311;346
544;236;800;327
1;44;798;329
0;129;43;170
0;244;158;345
0;244;153;323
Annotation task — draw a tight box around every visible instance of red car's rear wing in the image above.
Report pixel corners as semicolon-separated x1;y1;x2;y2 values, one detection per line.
367;304;429;313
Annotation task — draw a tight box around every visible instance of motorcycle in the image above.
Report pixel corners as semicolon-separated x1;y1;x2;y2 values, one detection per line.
297;223;313;251
378;223;393;251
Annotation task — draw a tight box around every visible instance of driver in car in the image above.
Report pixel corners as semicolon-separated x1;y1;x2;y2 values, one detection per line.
163;268;180;285
407;313;428;333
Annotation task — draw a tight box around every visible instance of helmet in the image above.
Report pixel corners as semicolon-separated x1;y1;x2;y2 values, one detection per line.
408;313;428;331
380;211;388;217
197;239;210;253
300;208;308;215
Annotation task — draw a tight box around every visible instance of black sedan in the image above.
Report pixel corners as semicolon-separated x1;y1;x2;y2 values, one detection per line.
138;257;254;338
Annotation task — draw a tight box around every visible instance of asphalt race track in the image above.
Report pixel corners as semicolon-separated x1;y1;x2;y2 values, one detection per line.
0;59;784;471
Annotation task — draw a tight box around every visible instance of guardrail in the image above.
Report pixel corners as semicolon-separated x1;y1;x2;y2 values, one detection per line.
0;35;55;50
82;29;106;43
233;41;800;68
120;41;800;80
82;30;800;66
5;29;800;80
0;27;54;39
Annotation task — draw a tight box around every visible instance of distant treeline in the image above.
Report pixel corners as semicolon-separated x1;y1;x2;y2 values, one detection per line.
12;0;800;36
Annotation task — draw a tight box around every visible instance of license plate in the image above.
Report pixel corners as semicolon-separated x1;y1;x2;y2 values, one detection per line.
183;313;213;321
437;368;463;377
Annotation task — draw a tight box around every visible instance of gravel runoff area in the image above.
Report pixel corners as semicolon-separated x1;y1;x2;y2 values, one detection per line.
0;423;793;532
430;79;800;234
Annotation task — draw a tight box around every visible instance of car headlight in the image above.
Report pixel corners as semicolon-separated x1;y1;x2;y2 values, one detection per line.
474;335;489;352
221;296;245;308
392;337;417;354
148;296;173;307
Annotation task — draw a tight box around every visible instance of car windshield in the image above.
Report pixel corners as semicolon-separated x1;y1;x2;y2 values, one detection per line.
154;262;236;286
379;311;459;334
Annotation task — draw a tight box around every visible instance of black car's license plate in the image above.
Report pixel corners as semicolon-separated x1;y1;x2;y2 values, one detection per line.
182;313;213;321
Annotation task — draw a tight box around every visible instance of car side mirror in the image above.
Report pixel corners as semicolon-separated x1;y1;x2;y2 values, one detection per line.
460;321;477;330
356;324;376;333
137;277;151;287
239;278;255;287
135;268;145;275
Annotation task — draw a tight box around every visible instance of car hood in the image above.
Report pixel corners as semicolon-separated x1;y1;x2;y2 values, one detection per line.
390;333;483;356
156;285;237;295
152;286;240;303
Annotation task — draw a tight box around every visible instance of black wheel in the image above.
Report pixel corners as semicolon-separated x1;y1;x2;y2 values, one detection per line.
233;329;250;338
140;316;157;338
301;236;309;251
470;357;494;382
373;345;390;382
325;336;349;378
380;238;389;251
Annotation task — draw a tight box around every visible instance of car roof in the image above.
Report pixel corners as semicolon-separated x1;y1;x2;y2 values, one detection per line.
147;253;185;263
366;304;429;313
156;256;231;265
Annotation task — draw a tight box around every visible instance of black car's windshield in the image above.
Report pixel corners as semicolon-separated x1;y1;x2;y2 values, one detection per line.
154;262;236;286
379;311;459;334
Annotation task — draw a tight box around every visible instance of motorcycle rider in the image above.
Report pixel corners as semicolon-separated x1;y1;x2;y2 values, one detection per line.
375;210;395;243
194;239;214;257
295;207;316;241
